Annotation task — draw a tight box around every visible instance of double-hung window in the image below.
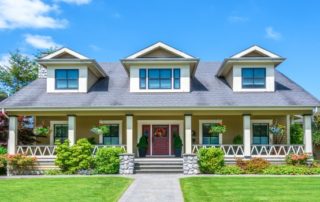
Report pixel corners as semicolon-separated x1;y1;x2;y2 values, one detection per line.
103;124;120;145
148;69;172;89
53;124;68;143
55;69;79;89
242;68;266;89
252;123;269;144
202;123;220;144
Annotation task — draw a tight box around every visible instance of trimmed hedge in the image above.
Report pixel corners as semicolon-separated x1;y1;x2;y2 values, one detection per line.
197;148;224;174
94;147;125;174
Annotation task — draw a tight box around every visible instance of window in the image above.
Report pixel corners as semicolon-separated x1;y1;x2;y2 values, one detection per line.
242;68;266;89
173;69;180;89
103;124;120;145
148;69;172;89
252;123;269;144
139;69;146;89
202;123;219;144
55;69;79;89
54;124;68;143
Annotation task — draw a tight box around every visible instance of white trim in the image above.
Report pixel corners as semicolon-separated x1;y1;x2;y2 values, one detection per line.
199;120;223;145
137;120;184;156
286;115;291;144
50;121;68;145
127;42;194;59
231;45;280;58
42;48;89;60
251;119;273;144
98;120;123;144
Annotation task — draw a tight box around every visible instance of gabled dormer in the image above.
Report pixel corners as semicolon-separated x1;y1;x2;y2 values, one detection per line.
217;45;285;92
121;42;199;92
37;48;106;93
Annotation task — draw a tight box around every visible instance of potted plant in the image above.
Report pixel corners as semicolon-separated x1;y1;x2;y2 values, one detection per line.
173;133;183;157
90;125;110;136
33;126;50;136
209;123;227;134
137;135;148;157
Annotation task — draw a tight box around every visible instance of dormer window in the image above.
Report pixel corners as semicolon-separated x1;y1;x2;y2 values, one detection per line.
55;69;79;89
242;68;266;89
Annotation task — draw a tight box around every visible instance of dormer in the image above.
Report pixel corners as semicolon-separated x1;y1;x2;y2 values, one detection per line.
217;45;285;92
37;48;106;93
121;42;199;92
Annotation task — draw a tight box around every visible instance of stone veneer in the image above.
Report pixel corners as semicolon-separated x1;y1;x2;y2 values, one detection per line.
119;153;134;174
183;154;199;175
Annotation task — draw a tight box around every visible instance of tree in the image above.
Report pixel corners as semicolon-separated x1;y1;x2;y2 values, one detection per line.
0;50;38;96
313;115;320;146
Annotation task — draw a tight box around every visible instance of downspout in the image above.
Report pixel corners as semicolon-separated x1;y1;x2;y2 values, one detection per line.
1;108;9;119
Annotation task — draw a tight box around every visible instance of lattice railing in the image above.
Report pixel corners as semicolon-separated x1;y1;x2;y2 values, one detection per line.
251;145;305;157
192;144;244;157
16;145;57;156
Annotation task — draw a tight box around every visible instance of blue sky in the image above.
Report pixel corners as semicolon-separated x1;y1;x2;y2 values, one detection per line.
0;0;320;99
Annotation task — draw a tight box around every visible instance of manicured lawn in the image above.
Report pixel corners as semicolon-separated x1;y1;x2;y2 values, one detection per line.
180;176;320;202
0;176;133;202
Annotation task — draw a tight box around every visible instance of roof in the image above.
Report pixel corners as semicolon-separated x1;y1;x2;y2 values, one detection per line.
0;62;319;109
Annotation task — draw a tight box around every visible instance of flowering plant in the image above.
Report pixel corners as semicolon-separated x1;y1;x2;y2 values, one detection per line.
6;154;37;175
286;153;309;165
209;123;226;135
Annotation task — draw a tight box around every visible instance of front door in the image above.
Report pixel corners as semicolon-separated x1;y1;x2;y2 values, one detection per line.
152;125;169;155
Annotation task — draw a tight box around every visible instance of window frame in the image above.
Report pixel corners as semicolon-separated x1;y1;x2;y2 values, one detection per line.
55;69;79;90
50;121;68;145
251;120;272;145
98;120;122;145
139;69;147;89
148;68;172;89
173;68;181;89
241;68;266;89
199;120;223;145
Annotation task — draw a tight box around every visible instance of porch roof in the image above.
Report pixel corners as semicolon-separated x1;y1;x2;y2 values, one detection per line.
0;62;319;110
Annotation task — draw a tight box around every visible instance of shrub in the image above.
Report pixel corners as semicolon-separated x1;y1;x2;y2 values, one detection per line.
197;148;224;174
232;135;243;144
0;155;6;175
94;147;125;174
44;169;62;175
236;158;270;174
0;146;7;155
6;154;36;175
263;165;320;175
55;140;73;173
290;123;303;144
286;153;309;166
216;165;243;175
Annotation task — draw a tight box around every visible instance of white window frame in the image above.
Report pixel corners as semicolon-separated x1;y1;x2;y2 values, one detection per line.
98;120;122;145
251;119;273;145
50;121;68;145
199;120;223;145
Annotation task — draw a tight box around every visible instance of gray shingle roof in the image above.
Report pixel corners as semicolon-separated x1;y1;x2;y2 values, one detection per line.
0;62;319;109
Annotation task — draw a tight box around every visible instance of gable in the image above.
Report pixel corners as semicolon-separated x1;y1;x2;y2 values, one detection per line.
41;48;89;60
138;47;183;58
52;52;79;59
241;50;269;57
231;45;281;59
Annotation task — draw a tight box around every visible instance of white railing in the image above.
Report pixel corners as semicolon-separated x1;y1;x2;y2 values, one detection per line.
251;145;305;157
16;145;57;157
192;144;244;157
92;145;127;155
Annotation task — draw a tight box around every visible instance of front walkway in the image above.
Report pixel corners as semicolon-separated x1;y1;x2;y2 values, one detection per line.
119;174;184;202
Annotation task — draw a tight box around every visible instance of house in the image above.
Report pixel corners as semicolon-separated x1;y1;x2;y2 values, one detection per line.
1;42;319;174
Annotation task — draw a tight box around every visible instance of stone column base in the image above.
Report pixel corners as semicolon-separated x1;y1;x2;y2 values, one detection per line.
183;154;199;175
119;153;134;174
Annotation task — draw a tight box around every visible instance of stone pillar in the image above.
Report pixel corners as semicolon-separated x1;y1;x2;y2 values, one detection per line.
126;114;133;154
183;154;199;175
68;115;76;146
303;114;313;154
286;115;291;144
184;114;192;154
8;116;18;155
243;114;251;158
119;154;134;174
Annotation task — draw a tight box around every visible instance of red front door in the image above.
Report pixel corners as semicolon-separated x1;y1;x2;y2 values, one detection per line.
152;125;169;155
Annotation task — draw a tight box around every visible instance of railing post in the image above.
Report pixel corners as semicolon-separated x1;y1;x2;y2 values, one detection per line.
8;116;18;155
303;114;313;155
243;114;251;158
68;115;76;146
184;114;192;154
126;114;133;154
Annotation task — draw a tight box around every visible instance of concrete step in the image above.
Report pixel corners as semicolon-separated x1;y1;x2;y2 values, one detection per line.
135;169;183;174
134;158;183;174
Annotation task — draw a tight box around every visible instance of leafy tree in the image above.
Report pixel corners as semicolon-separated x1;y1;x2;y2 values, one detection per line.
34;47;59;59
313;115;320;146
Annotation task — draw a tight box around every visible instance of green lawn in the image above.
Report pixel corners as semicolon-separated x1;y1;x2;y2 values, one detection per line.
180;176;320;202
0;176;133;202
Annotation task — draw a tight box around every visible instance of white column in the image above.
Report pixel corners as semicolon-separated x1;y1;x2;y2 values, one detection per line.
243;114;251;158
286;115;291;144
126;114;133;154
8;116;18;155
68;115;76;146
185;114;192;154
303;115;313;154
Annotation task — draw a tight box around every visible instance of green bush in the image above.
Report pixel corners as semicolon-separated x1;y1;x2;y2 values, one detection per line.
0;146;7;155
290;123;303;144
94;147;125;174
216;165;243;175
263;165;320;175
197;148;224;174
0;155;6;175
236;158;270;174
55;138;94;174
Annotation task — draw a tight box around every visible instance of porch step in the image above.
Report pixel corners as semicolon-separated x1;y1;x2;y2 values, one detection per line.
134;158;183;174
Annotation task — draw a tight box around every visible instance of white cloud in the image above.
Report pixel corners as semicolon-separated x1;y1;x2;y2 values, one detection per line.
56;0;91;5
25;34;61;49
228;15;248;23
0;0;67;29
0;53;10;67
89;44;101;51
265;26;282;40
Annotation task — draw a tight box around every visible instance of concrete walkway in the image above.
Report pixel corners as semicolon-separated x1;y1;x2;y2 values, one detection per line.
119;174;184;202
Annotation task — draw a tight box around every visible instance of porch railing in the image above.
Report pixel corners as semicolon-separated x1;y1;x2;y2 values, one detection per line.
251;145;304;157
16;144;127;157
192;144;244;157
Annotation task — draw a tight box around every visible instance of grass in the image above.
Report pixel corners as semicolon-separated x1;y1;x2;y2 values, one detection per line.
180;176;320;202
0;176;133;202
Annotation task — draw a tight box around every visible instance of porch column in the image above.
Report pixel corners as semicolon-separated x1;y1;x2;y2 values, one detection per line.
8;116;18;155
303;114;313;154
126;114;133;154
68;115;76;146
243;114;251;158
184;114;192;154
286;115;291;144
